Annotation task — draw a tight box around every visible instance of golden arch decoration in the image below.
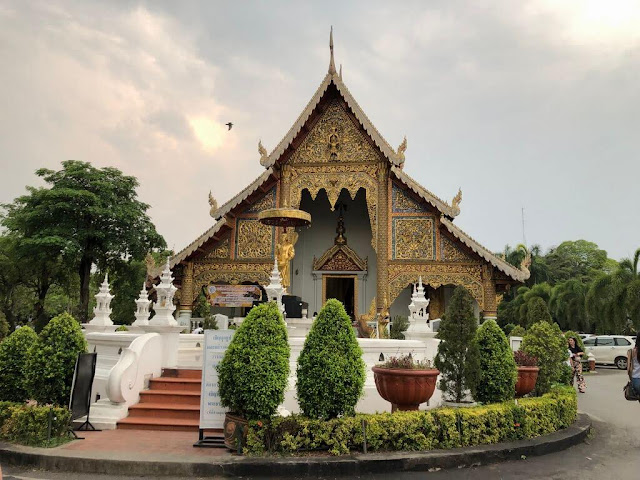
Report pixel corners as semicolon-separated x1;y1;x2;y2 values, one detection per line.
388;272;485;311
287;166;379;251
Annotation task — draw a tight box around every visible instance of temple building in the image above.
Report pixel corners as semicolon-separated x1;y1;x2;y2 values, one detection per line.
168;33;529;329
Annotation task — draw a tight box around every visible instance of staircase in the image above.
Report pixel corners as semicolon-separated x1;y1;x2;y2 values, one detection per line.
117;368;202;431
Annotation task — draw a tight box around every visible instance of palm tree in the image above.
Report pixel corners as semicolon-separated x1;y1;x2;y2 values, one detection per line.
549;279;588;332
587;248;640;334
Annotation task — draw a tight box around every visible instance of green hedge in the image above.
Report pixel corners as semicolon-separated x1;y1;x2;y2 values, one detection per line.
245;386;577;456
0;402;71;447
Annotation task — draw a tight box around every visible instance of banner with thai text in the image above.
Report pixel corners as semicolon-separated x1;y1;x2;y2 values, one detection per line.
199;329;234;429
206;284;262;307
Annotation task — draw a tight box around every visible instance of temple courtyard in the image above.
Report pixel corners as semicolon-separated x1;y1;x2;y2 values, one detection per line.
1;367;636;480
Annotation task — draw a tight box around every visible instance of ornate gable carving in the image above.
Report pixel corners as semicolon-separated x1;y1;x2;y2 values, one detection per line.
244;186;276;214
392;183;430;213
313;244;367;272
289;99;380;165
441;235;475;262
205;235;230;260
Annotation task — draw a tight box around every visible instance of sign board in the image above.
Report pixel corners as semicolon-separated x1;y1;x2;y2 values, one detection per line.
206;284;262;307
199;329;235;429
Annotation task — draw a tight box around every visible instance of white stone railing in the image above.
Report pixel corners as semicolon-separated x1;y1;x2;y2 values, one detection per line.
178;333;204;368
81;332;163;429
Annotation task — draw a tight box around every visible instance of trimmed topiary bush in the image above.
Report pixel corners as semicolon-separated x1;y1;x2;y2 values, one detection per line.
471;319;517;404
0;327;38;402
0;402;71;447
521;321;567;395
502;323;516;336
509;325;526;337
435;287;479;403
297;299;365;419
24;312;88;406
217;302;289;421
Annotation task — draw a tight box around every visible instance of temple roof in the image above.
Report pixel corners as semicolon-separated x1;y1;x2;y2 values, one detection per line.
390;167;458;218
440;217;529;282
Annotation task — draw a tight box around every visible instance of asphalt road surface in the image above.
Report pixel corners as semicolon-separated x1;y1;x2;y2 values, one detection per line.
3;367;639;480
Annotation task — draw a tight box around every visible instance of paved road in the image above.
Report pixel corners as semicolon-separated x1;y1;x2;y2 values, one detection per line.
3;367;639;479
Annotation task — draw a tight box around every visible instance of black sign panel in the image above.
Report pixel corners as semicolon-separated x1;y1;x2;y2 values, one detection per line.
69;353;97;421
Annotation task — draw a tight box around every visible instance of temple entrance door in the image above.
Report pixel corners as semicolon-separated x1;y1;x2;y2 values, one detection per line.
323;275;356;321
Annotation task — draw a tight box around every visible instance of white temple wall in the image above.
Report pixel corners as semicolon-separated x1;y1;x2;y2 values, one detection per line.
290;188;377;316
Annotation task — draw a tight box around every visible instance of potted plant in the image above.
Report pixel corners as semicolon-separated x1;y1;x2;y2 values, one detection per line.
514;350;539;397
217;302;289;450
372;353;439;411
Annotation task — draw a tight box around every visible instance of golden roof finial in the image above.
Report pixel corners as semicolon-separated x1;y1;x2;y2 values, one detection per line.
328;26;337;75
396;136;407;168
258;139;269;167
208;191;218;217
451;188;462;217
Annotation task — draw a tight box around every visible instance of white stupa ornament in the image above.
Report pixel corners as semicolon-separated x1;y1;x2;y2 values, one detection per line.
132;282;151;327
90;273;114;326
406;276;433;337
150;258;178;326
264;257;285;317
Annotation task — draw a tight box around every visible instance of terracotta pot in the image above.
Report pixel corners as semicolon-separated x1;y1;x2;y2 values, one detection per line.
372;367;440;412
223;412;248;451
515;366;539;397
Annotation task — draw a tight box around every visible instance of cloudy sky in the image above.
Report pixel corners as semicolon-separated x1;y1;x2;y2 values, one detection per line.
1;0;639;260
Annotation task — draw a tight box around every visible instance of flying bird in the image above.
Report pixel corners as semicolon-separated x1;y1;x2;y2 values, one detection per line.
225;122;233;130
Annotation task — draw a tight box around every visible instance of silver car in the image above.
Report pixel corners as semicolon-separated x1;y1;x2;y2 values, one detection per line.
583;335;635;369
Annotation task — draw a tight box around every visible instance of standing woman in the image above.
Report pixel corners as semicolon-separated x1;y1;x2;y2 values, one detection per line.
627;334;640;395
568;337;586;393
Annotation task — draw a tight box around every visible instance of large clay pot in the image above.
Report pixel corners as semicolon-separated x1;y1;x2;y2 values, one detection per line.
515;366;539;397
223;412;248;451
372;367;440;412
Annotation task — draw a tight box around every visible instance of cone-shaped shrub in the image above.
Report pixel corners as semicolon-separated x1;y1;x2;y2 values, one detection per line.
25;313;87;405
522;321;567;395
0;326;38;402
525;297;552;328
470;319;517;403
296;299;365;419
217;302;289;420
435;287;479;403
509;325;526;338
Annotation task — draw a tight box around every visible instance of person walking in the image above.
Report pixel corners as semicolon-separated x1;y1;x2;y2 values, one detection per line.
568;337;586;393
627;334;640;395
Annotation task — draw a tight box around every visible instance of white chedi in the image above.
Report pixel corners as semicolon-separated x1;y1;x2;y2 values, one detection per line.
150;258;178;326
132;282;151;327
90;273;114;326
405;277;434;339
264;258;285;316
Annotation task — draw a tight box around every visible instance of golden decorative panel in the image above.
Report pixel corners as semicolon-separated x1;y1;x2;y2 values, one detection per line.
245;187;277;213
286;164;379;251
387;263;484;310
392;183;428;213
289;100;381;165
205;236;230;260
235;219;274;259
441;236;473;262
313;244;367;272
392;217;435;260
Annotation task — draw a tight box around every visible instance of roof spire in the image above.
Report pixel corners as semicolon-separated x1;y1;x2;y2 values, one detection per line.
328;26;337;74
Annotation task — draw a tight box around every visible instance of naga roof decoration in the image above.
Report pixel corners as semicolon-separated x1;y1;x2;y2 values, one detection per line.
209;167;274;221
440;216;530;283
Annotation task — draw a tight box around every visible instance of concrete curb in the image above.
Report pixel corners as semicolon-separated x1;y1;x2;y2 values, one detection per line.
0;414;591;477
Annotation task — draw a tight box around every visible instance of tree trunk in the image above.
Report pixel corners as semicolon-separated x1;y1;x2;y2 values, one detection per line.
34;282;50;332
78;257;92;324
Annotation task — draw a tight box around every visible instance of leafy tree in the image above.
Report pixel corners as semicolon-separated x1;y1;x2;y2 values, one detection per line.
390;315;409;340
0;311;9;341
109;259;147;325
25;312;88;405
217;302;289;420
435;287;479;403
525;297;553;328
0;326;38;401
518;283;553;326
586;248;640;333
546;240;612;284
470;319;516;404
509;325;526;337
296;299;365;419
2;161;166;323
193;291;217;330
521;321;567;395
550;280;589;332
502;323;516;336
